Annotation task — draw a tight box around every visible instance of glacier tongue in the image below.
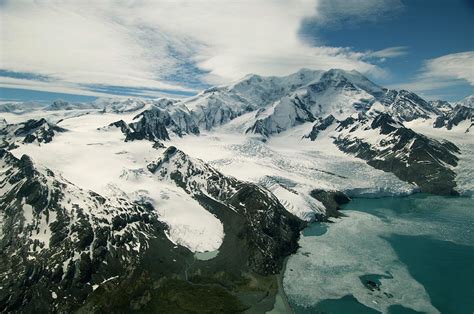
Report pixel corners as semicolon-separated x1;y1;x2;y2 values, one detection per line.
9;112;225;253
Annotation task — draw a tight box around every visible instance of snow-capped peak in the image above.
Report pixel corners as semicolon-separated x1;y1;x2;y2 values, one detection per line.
457;94;474;108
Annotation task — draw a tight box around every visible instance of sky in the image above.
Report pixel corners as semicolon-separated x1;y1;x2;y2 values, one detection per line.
0;0;473;103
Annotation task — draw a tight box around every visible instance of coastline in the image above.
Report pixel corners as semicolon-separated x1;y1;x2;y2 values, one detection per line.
279;195;474;313
267;256;293;314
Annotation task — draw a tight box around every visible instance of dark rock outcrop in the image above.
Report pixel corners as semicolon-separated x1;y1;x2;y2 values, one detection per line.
334;113;460;195
107;107;200;142
148;146;304;275
433;104;473;132
305;114;336;141
0;149;165;312
0;118;67;148
310;189;350;218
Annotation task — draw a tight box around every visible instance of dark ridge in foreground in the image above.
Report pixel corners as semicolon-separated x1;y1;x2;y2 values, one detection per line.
0;147;304;312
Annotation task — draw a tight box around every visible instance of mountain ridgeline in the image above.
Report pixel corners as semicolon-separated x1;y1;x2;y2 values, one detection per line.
0;147;303;312
106;68;470;195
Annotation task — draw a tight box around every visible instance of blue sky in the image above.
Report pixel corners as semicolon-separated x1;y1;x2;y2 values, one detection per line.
0;0;473;103
302;0;474;100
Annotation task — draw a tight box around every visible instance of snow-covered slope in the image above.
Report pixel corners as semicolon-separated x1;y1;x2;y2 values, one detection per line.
95;97;150;113
405;118;474;196
1;110;303;312
243;69;440;137
377;89;440;121
429;99;453;114
181;68;323;131
457;94;474;108
246;69;382;136
44;99;102;111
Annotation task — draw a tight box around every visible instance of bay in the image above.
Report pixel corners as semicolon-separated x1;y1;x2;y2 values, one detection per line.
283;194;474;313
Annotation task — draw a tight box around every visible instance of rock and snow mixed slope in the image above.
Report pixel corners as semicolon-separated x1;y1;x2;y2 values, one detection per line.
0;108;303;311
0;118;67;149
434;103;473;132
330;113;460;194
0;149;165;311
0;69;473;311
102;69;471;196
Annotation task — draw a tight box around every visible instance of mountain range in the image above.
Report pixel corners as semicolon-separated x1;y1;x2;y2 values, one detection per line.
0;68;473;312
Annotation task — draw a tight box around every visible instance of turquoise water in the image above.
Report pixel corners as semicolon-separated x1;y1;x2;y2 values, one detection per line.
283;194;474;314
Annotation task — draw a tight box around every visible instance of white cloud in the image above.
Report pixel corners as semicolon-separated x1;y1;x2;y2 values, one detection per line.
0;1;196;92
0;77;120;98
368;46;409;59
388;78;460;93
0;77;186;100
386;51;474;100
0;0;402;96
422;51;474;85
389;51;474;94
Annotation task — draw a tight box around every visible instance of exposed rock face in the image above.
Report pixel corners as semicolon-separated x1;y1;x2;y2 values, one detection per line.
0;118;67;148
310;189;350;218
183;68;323;131
333;113;460;195
247;96;316;136
99;69;466;197
126;108;172;141
148;146;304;275
2;68;472;312
429;100;453;114
457;94;474;108
433;104;473;132
107;119;130;134
0;146;304;312
305;114;336;141
302;110;462;195
0;149;164;312
107;106;200;142
245;69;441;137
246;69;382;136
378;89;440;121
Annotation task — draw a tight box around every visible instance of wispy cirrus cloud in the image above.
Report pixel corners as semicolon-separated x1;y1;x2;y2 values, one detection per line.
368;46;409;59
422;51;474;85
388;51;474;99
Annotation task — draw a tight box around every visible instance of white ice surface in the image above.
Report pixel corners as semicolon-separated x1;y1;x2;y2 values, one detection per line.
284;211;439;313
284;192;474;313
168;122;415;221
10;112;224;252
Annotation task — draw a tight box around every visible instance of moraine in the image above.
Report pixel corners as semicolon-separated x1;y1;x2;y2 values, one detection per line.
283;194;474;314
